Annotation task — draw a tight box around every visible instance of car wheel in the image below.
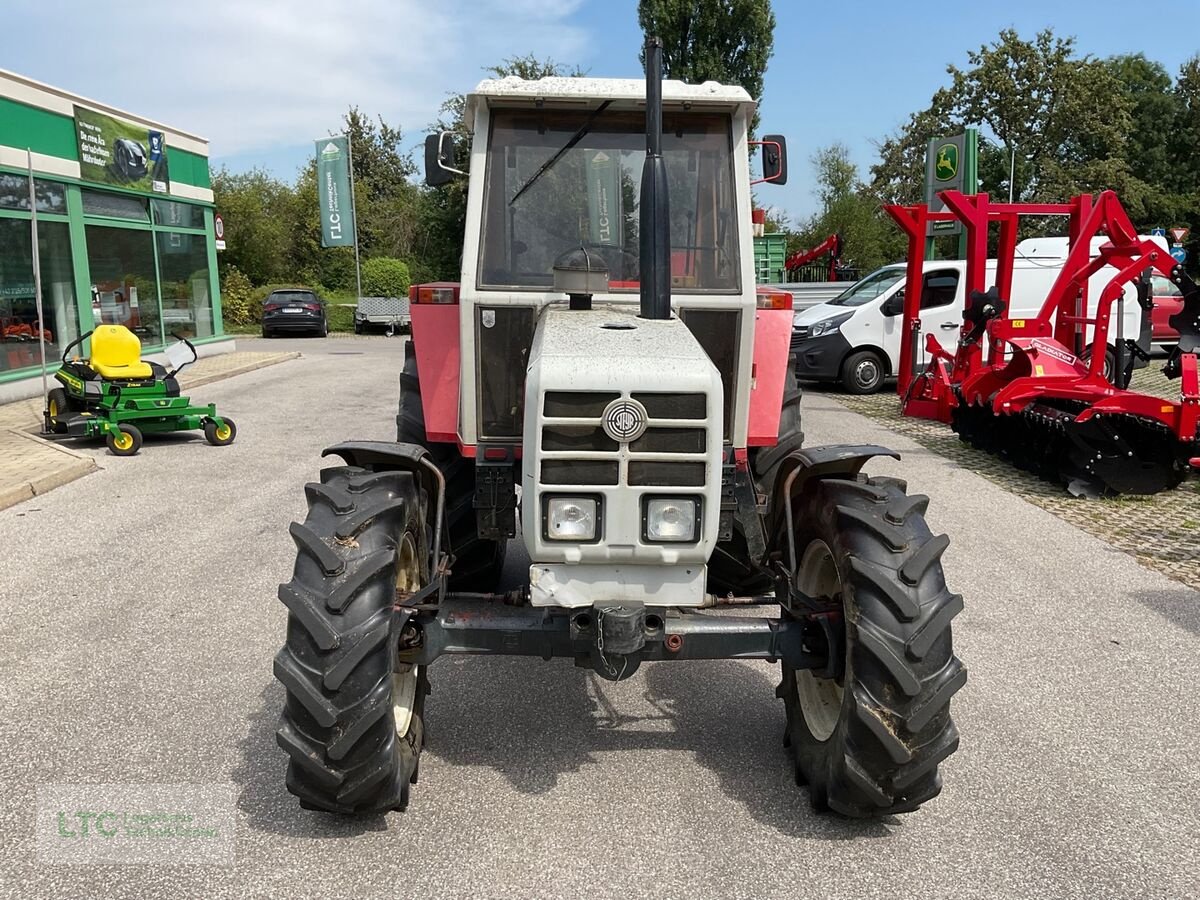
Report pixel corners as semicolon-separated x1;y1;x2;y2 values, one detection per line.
841;350;886;394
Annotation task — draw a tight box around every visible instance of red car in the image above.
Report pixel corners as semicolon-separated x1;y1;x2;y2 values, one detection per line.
1151;274;1185;344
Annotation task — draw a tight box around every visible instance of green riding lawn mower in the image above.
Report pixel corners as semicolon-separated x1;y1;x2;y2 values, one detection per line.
43;324;237;456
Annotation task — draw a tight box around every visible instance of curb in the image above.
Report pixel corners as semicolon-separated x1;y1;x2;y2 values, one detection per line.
0;429;98;513
180;351;301;390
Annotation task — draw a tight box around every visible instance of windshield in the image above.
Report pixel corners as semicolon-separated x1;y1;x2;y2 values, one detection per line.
827;268;905;307
478;109;740;292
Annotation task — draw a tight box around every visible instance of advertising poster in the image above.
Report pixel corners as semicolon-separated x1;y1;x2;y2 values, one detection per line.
75;106;170;194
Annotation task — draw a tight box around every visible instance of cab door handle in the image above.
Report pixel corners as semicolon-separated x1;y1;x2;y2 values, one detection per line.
940;322;958;330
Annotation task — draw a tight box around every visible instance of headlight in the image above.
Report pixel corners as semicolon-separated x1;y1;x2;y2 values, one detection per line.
644;497;699;542
809;312;853;337
545;497;599;541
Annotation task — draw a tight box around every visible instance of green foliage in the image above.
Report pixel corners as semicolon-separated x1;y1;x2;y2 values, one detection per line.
637;0;775;135
792;143;906;275
211;168;300;284
865;30;1200;269
361;257;411;298
219;265;255;326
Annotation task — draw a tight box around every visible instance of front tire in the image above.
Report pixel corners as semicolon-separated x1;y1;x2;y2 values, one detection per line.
274;466;430;814
203;418;237;446
779;474;965;816
841;350;886;394
106;423;143;456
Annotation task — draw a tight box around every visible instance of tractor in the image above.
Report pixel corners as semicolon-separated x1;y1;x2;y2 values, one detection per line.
273;38;965;819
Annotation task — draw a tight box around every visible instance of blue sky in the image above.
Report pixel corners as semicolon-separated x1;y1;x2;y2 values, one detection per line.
5;0;1199;222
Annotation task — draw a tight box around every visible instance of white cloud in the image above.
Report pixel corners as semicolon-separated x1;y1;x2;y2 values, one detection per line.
9;0;590;156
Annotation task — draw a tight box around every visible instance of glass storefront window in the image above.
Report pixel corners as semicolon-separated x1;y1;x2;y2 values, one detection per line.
0;174;67;215
152;199;204;230
81;189;149;221
156;231;213;338
84;225;161;345
0;219;80;374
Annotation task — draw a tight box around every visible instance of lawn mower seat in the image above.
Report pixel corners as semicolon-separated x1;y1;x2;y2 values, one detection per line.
87;325;154;380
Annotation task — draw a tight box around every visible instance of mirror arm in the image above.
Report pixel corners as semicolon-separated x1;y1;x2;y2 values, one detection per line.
434;131;467;177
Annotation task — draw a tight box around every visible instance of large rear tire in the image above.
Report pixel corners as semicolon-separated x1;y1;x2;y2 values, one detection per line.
706;361;803;596
778;474;965;816
274;466;430;814
396;340;506;591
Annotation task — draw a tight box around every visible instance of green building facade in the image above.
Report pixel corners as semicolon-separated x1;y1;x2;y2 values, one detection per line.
0;68;225;385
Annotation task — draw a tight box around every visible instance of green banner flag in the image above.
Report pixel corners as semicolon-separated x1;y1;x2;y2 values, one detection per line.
586;150;621;246
316;137;355;248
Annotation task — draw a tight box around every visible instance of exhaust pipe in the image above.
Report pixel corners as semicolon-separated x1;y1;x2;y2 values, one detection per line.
639;36;671;320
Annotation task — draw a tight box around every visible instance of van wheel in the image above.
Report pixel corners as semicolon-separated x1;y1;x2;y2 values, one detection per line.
841;350;886;394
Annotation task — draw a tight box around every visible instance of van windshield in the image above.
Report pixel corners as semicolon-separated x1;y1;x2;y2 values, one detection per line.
827;268;905;307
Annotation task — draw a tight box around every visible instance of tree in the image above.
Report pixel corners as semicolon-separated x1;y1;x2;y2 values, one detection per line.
637;0;775;135
870;29;1137;210
792;143;906;275
211;168;301;284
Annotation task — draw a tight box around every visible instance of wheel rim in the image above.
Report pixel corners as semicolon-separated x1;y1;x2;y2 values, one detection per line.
392;532;421;737
215;424;231;441
854;358;879;390
795;539;844;742
113;432;133;451
49;399;59;417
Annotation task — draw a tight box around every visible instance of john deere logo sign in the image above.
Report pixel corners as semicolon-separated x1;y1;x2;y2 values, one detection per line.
934;143;958;181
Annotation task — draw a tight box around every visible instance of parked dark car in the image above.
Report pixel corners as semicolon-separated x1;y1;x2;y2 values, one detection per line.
261;290;328;338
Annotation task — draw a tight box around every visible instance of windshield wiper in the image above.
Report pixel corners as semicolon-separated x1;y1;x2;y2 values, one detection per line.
508;100;612;206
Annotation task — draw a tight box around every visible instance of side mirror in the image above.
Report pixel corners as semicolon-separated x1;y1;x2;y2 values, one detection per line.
759;134;788;186
882;292;904;317
424;132;463;187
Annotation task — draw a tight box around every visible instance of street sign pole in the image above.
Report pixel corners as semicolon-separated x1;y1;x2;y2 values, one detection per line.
347;135;363;306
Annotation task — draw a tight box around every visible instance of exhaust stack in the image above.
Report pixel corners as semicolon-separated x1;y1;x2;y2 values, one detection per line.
639;36;671;320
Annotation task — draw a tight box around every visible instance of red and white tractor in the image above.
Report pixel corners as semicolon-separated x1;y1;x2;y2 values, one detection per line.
273;39;965;819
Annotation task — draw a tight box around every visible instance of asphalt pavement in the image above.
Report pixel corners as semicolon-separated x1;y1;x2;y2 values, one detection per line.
1;334;1197;899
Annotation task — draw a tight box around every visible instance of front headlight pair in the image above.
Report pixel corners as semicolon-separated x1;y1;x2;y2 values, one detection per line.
544;496;699;543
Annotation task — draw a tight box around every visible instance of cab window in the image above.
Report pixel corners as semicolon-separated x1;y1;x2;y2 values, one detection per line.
921;271;959;309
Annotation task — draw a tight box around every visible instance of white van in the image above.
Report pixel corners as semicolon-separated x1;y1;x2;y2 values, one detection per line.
791;236;1162;393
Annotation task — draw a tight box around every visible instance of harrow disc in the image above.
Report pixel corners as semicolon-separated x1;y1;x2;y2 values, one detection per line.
952;396;1186;496
1063;414;1185;496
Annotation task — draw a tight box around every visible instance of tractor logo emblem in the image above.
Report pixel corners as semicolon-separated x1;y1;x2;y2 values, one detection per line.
935;143;958;181
602;398;648;443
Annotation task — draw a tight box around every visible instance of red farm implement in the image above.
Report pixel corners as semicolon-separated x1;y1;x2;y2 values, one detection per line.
886;190;1200;495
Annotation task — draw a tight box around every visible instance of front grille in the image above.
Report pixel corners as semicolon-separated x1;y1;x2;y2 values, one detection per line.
539;391;709;487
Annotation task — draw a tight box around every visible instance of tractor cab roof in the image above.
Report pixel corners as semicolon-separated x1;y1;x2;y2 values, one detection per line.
465;76;754;120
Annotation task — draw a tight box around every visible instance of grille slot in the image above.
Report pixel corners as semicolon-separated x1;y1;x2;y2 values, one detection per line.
542;425;618;452
629;462;706;487
630;428;706;453
544;391;619;417
631;393;706;419
541;460;619;485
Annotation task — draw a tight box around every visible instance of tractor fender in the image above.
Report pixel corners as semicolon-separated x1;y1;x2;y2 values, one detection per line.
770;444;900;519
770;444;900;573
322;441;448;576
